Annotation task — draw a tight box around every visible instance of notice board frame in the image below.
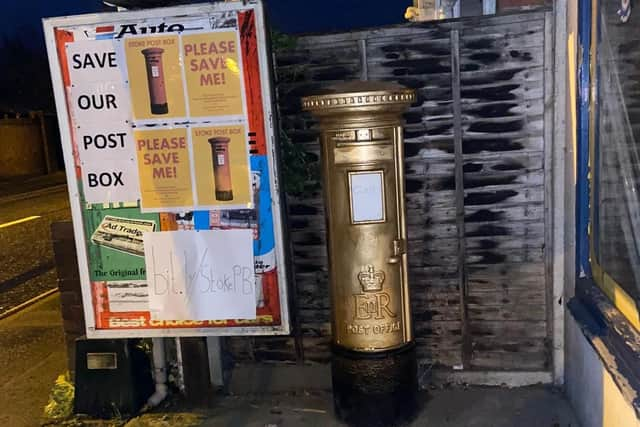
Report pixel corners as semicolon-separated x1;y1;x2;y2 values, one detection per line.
43;0;290;338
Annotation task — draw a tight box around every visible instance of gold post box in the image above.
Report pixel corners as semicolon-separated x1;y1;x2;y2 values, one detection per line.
302;82;416;353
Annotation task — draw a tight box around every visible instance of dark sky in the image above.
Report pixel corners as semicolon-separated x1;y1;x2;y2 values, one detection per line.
0;0;102;47
0;0;407;112
0;0;101;40
0;0;407;49
265;0;405;33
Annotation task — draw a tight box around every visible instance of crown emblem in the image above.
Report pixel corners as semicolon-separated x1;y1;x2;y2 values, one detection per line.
358;265;385;293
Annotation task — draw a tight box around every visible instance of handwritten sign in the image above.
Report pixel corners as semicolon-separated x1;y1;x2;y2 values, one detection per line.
349;171;385;223
143;229;256;320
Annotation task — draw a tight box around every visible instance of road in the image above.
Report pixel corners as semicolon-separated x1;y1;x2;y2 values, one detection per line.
0;187;71;313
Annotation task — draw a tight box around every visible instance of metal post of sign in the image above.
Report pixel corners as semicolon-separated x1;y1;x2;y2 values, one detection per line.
483;0;497;15
207;337;224;387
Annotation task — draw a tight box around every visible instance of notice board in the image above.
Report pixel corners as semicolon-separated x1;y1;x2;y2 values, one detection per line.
43;1;290;337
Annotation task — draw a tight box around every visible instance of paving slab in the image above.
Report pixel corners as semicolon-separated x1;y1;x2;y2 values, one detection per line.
119;385;580;427
0;294;66;427
188;386;580;427
0;293;580;427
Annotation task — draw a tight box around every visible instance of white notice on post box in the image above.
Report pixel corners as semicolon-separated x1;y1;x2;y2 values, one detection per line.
349;171;385;223
143;230;256;321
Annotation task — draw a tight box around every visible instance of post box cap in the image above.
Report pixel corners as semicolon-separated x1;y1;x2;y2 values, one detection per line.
208;137;231;145
301;81;415;114
141;47;165;55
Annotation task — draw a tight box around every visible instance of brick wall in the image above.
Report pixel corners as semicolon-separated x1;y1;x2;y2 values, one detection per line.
51;221;85;374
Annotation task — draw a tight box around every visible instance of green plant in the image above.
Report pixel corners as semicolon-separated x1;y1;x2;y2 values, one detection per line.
270;30;297;54
43;372;75;421
270;30;319;196
136;338;153;355
279;128;320;197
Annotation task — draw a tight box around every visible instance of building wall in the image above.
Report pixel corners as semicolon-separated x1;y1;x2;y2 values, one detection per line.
564;1;640;424
566;313;640;427
0;114;47;177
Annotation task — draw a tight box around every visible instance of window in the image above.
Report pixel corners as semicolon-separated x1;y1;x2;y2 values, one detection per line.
590;0;640;328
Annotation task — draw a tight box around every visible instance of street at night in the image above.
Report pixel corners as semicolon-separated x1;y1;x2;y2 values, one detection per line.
0;0;639;426
0;178;69;315
0;177;70;425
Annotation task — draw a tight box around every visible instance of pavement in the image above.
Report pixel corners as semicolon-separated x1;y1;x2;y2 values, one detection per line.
117;384;580;427
191;385;579;427
0;293;66;427
0;291;581;427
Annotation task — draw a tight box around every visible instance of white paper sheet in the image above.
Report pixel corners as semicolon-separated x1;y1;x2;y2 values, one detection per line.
143;229;256;320
67;40;125;83
350;171;385;223
76;121;136;161
80;157;141;204
67;39;139;204
69;81;132;126
106;281;149;312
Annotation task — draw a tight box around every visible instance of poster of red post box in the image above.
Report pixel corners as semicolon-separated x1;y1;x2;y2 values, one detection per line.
43;1;290;337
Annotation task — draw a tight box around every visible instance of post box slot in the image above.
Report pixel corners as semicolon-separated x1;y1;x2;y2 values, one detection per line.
334;145;394;164
331;127;394;146
334;140;393;148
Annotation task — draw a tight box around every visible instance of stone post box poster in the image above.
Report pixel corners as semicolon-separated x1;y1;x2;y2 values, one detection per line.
43;1;290;337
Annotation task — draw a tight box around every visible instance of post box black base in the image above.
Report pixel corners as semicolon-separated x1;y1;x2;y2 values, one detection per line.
331;342;419;427
215;190;234;201
151;103;168;114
